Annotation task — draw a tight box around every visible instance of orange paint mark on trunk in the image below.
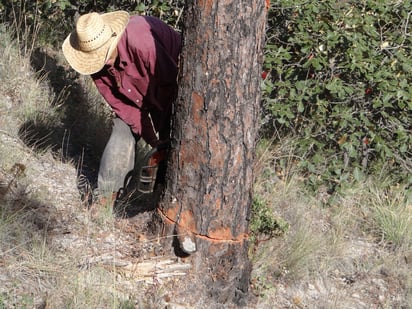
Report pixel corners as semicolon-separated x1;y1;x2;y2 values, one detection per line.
157;207;249;243
164;203;180;223
179;209;198;234
265;0;270;10
208;227;233;240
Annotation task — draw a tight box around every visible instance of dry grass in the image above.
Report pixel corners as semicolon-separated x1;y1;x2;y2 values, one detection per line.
0;25;55;123
0;161;159;308
1;236;132;307
0;23;147;308
252;139;412;307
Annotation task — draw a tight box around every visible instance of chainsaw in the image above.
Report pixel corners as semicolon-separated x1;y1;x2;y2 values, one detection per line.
136;146;168;194
115;142;169;207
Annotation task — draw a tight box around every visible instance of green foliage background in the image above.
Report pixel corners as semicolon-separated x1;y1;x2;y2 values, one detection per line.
0;0;410;191
0;0;184;46
262;0;411;190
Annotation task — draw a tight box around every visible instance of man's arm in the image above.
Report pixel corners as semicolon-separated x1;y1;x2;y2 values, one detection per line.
93;78;159;147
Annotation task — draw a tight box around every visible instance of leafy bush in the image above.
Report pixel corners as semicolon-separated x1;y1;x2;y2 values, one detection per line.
250;196;289;243
0;0;184;48
262;1;411;190
1;0;410;193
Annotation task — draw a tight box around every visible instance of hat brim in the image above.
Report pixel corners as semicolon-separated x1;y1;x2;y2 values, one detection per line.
62;11;129;75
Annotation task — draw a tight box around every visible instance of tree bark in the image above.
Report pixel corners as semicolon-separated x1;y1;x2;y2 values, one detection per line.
156;0;267;306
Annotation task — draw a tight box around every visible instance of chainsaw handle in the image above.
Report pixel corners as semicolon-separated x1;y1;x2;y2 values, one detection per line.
143;147;160;164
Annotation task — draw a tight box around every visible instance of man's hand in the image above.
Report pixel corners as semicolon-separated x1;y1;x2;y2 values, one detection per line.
154;139;171;151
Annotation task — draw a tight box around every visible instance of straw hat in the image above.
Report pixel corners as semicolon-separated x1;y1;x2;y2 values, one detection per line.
62;11;129;75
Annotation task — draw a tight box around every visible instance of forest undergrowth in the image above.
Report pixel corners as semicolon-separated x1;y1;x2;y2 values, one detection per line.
0;12;411;308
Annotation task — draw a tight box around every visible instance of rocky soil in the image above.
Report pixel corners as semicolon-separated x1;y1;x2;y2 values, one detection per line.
2;130;411;308
0;131;194;308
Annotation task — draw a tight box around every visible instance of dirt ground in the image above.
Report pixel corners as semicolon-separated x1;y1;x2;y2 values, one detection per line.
1;130;411;308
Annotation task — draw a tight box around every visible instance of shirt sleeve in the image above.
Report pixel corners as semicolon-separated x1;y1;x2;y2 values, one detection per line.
93;77;159;147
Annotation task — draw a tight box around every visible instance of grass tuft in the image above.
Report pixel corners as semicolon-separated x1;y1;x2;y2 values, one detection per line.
368;186;412;250
251;138;412;306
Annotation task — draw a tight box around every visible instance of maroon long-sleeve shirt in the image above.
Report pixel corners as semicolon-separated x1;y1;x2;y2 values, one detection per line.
92;15;181;147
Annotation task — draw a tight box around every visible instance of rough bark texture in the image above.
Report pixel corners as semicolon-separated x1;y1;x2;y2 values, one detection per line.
157;0;267;307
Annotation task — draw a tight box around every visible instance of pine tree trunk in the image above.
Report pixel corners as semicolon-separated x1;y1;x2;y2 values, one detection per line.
156;0;267;306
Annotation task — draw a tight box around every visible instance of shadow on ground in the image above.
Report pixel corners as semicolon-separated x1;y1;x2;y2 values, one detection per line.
18;47;109;186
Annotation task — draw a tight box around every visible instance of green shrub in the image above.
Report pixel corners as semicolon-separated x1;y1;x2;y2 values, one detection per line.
250;196;289;243
262;0;412;189
0;0;185;48
2;0;410;192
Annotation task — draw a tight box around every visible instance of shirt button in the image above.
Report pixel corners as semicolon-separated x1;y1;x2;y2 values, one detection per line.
128;89;131;92
136;99;139;103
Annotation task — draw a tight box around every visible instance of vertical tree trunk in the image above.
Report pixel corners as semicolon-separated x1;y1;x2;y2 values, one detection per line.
157;0;267;306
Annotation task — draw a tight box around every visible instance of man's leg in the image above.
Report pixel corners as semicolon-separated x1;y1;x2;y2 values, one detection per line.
98;118;136;200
